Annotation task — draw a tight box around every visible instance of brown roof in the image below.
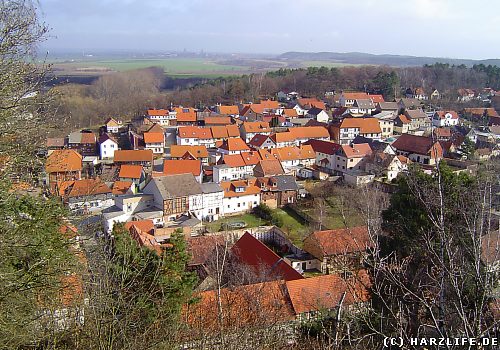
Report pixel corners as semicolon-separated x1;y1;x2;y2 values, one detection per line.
342;92;369;100
59;178;111;198
286;270;371;315
254;159;285;177
368;94;385;103
464;108;498;117
282;108;298;117
183;280;294;332
304;226;374;258
46;137;65;148
397;114;411;124
405;109;428;120
114;150;153;163
188;235;226;266
163;159;201;177
170;145;208;159
147;123;164;133
112;181;133;195
482;230;500;265
119;164;143;179
303;139;342;155
434;111;459;120
297;98;326;110
143;132;164;144
392;134;443;158
45;149;83;173
340;143;372;158
260;99;280;109
248;134;275;148
204;116;232;125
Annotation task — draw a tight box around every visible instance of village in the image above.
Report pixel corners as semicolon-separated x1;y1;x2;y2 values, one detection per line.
42;86;500;338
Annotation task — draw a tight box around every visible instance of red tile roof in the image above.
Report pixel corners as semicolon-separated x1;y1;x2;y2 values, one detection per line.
112;181;133;195
368;94;385;103
119;164;143;179
175;107;197;122
392;134;443;158
342;92;369;100
242;121;272;133
163;159;201;177
303;226;374;258
288;126;330;139
114;150;153;163
340;143;372;158
338;117;382;134
218;138;250;152
204;116;232;125
45;149;83;173
303;139;341;155
231;232;304;281
254;159;285;177
217;105;239;115
147;108;169;116
220;179;260;198
297;97;326;110
143;132;164;144
59;178;111;198
170;145;208;159
248;134;275;148
286;270;371;315
178;126;213;139
434;111;459;120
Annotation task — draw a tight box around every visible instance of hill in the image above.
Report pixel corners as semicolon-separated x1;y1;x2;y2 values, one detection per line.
278;51;500;67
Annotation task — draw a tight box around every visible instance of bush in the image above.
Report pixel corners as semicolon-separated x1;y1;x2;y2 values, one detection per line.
253;204;284;227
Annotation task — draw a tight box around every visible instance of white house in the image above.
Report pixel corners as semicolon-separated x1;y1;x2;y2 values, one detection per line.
144;132;165;154
306;107;329;123
146;109;177;126
432;111;459;127
105;117;122;133
98;133;118;160
102;194;156;233
220;179;261;215
198;183;224;222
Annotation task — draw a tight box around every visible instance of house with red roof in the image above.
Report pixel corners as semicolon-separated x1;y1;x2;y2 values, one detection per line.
114;150;154;172
216;105;240;117
303;139;342;174
248;134;277;150
334;143;372;175
293;97;327;116
393;114;411;134
145;108;177;126
231;232;304;281
118;164;145;192
256;175;300;208
220;179;261;215
170;145;209;165
162;159;202;183
392;134;443;165
143;131;165;154
286;270;371;321
45;149;83;193
212;152;261;183
216;138;250;155
58;178;113;213
104;117;122;133
240;121;272;142
303;226;374;274
329;118;382;145
67;130;97;156
340;91;370;107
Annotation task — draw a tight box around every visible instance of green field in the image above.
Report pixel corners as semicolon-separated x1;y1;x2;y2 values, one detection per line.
51;58;254;78
300;60;365;68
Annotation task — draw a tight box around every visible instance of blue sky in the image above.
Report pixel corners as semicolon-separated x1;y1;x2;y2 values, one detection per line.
39;0;500;59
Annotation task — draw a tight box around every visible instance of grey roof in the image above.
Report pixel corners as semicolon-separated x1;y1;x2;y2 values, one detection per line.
354;99;375;109
352;135;392;152
102;206;125;219
134;207;164;220
373;110;397;120
405;109;428;119
289;118;310;126
307;107;324;116
272;175;299;191
377;102;399;110
148;174;202;199
201;182;223;194
68;131;82;144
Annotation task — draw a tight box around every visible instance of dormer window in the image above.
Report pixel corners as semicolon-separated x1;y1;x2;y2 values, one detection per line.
235;186;245;193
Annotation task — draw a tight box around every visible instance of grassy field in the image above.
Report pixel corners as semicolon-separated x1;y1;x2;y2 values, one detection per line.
299;60;365;68
204;213;264;233
51;58;255;78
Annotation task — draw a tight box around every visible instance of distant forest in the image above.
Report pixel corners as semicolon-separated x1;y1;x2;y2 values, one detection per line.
52;62;500;133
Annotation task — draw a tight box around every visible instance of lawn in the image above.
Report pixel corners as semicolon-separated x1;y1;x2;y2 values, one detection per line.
204;213;264;233
272;207;309;247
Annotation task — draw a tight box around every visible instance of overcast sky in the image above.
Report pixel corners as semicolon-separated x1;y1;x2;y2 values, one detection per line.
39;0;500;59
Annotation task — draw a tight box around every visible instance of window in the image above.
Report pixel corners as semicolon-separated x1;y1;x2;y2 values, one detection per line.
237;203;241;207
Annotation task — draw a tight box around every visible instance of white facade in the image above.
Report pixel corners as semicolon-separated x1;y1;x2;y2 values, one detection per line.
176;136;216;148
222;193;260;215
103;195;156;233
147;111;177;126
213;164;254;183
145;142;164;154
433;113;459;127
100;138;118;159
